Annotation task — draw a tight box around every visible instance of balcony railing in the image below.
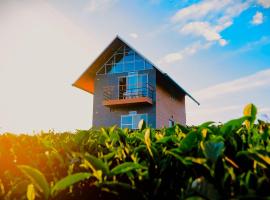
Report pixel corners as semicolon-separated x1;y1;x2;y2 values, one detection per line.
103;84;154;106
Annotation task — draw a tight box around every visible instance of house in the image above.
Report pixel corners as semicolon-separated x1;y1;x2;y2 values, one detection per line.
73;36;199;129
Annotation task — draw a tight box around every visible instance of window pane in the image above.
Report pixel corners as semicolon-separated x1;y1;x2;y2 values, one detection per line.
145;61;152;69
115;53;124;64
124;54;134;63
124;62;134;72
114;63;123;73
121;116;132;124
133;115;141;129
98;45;153;75
122;124;132;129
169;120;174;127
134;60;145;71
135;53;142;61
106;64;113;74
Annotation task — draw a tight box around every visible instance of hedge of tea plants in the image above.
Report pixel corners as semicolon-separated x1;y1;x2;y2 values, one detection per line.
0;104;270;200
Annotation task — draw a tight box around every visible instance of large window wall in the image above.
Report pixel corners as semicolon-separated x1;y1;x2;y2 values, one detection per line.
97;45;153;75
121;111;148;129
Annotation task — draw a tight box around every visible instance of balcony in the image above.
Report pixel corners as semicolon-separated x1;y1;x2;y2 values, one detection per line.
103;84;154;107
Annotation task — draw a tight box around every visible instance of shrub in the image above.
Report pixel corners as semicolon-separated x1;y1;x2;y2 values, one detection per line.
0;104;270;199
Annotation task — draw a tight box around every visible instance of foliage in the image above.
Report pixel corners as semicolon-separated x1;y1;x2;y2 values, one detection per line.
0;104;270;199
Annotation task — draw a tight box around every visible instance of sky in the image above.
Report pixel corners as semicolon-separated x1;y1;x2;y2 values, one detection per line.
0;0;269;133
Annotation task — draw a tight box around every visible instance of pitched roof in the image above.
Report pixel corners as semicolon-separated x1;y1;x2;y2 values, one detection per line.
73;35;199;105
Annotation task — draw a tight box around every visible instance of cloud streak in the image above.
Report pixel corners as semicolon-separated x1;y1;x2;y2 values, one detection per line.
195;69;270;101
171;0;251;46
158;41;212;64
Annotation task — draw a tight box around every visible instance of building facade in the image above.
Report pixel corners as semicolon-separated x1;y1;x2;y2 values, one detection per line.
73;36;199;129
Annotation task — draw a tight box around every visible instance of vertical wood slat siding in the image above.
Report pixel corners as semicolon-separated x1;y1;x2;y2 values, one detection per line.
156;84;186;128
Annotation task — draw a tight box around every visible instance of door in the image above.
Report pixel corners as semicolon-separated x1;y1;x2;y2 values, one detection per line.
127;72;138;98
118;77;126;99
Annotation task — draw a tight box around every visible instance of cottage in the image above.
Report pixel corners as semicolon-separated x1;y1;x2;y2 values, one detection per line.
73;36;199;129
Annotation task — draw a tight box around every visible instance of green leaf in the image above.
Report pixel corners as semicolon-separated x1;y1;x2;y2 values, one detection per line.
26;184;35;200
51;172;91;195
166;150;193;165
85;154;110;175
111;162;144;175
220;116;248;136
202;141;224;162
198;121;215;128
156;135;179;144
243;103;257;130
179;131;201;152
144;128;153;157
18;165;50;200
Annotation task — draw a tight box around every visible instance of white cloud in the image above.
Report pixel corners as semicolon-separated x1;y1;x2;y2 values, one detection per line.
219;39;228;46
180;21;228;45
158;41;212;64
258;0;270;8
251;11;264;25
231;36;270;54
85;0;118;12
171;0;251;46
171;0;231;23
129;33;139;39
195;69;270;101
187;69;270;124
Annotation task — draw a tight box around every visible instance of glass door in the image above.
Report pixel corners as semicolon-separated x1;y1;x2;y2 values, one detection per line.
127;72;138;98
118;77;126;99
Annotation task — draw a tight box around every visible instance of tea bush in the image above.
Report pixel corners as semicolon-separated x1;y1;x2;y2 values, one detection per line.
0;104;270;200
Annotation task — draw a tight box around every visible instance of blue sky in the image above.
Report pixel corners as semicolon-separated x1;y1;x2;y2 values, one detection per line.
0;0;269;133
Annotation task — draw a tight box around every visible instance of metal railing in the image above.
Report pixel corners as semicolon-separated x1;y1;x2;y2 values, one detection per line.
103;83;154;101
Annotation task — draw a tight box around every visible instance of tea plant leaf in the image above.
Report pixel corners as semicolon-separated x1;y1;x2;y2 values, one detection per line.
243;103;257;130
179;131;201;152
51;172;91;195
18;165;50;200
198;121;215;128
221;116;248;136
144;128;153;157
85;154;110;175
26;184;35;200
203;141;224;162
111;162;144;175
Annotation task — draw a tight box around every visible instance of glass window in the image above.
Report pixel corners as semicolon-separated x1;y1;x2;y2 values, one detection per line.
106;64;113;74
134;60;145;71
115;53;124;63
97;45;153;75
121;113;148;129
114;62;123;73
145;61;152;69
139;74;148;96
169;119;175;127
135;53;142;61
124;62;134;72
122;115;132;124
